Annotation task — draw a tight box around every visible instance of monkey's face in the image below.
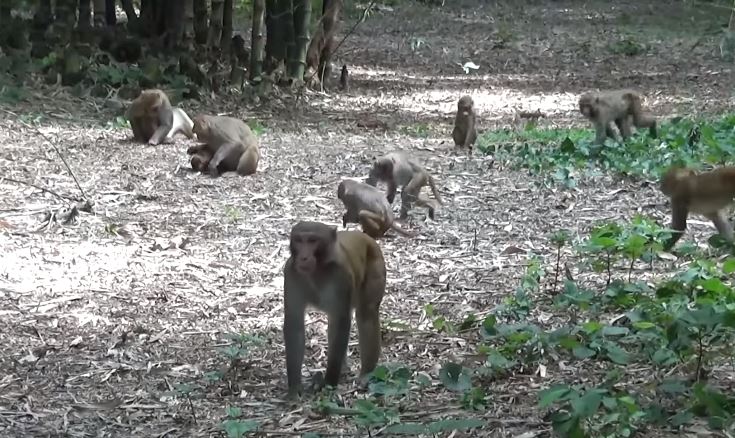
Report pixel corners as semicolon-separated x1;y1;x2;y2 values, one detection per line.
289;224;337;275
458;97;473;112
192;117;210;139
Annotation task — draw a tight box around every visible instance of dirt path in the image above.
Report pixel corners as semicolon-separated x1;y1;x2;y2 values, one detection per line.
0;1;732;436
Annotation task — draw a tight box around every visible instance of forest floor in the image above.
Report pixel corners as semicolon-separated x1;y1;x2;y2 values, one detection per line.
1;0;734;437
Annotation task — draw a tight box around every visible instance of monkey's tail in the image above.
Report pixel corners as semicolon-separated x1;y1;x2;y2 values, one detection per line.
428;176;444;205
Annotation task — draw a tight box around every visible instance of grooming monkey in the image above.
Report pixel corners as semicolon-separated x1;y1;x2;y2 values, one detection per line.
186;115;260;176
283;221;386;397
451;95;477;152
660;166;735;250
578;89;657;145
126;89;194;145
366;152;443;219
337;179;415;238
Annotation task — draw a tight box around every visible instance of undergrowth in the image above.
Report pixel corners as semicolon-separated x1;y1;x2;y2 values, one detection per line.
479;114;735;187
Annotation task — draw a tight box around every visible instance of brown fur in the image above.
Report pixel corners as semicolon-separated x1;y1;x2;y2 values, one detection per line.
578;89;657;145
283;221;386;397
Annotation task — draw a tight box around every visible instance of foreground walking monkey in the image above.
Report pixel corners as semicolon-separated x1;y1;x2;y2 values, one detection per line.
126;89;194;145
187;115;260;176
660;166;735;250
366;152;443;219
283;221;386;397
578;89;657;145
451;95;477;152
337;179;415;238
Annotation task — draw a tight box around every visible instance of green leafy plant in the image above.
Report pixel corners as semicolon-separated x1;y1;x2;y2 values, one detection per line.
221;406;260;438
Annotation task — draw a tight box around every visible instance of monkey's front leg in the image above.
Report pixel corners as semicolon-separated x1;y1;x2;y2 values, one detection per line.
283;275;307;398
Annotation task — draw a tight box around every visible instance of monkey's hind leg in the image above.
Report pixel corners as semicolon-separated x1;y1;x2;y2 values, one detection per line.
354;265;386;383
358;210;388;238
399;175;427;219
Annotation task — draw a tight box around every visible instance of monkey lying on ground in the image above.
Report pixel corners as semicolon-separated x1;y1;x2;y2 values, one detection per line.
451;95;477;152
186;115;260;176
126;89;194;145
283;221;386;398
578;89;657;145
337;179;415;238
366;152;443;219
660;166;735;250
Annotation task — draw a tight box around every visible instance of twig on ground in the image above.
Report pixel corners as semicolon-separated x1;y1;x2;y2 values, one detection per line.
0;108;89;201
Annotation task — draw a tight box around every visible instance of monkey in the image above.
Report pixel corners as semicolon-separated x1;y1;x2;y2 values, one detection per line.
366;152;443;220
186;114;260;177
451;95;477;152
660;166;735;250
339;64;349;91
578;89;657;145
126;89;194;145
283;221;386;398
337;179;416;238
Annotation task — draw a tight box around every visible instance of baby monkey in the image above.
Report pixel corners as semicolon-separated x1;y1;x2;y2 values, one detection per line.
578;89;657;145
660;166;735;250
366;152;443;220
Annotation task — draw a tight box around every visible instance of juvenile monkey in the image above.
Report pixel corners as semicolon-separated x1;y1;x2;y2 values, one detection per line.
337;179;415;238
283;221;386;397
339;64;349;91
366;152;443;219
451;95;477;152
187;114;260;176
126;89;194;145
660;166;735;250
578;89;657;145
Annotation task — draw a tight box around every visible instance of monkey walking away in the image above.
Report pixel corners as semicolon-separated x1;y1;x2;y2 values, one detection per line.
337;179;415;238
126;89;194;145
451;95;477;152
283;221;386;397
578;89;657;145
187;114;260;177
660;166;735;250
366;152;443;220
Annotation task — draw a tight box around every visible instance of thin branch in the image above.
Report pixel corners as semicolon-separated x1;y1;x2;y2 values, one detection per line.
0;177;77;201
0;108;88;200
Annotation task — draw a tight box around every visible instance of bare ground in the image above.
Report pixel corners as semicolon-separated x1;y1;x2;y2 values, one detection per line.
1;1;734;436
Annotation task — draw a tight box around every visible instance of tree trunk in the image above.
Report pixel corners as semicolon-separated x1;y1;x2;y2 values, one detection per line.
55;0;77;26
55;0;77;42
121;0;139;32
264;0;280;73
78;0;93;31
305;0;341;85
92;0;107;27
165;0;185;49
34;0;53;28
281;0;295;77
250;0;266;80
183;0;195;47
730;0;735;31
221;0;233;54
0;3;11;22
208;0;225;50
290;0;310;81
193;0;208;44
105;0;116;25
